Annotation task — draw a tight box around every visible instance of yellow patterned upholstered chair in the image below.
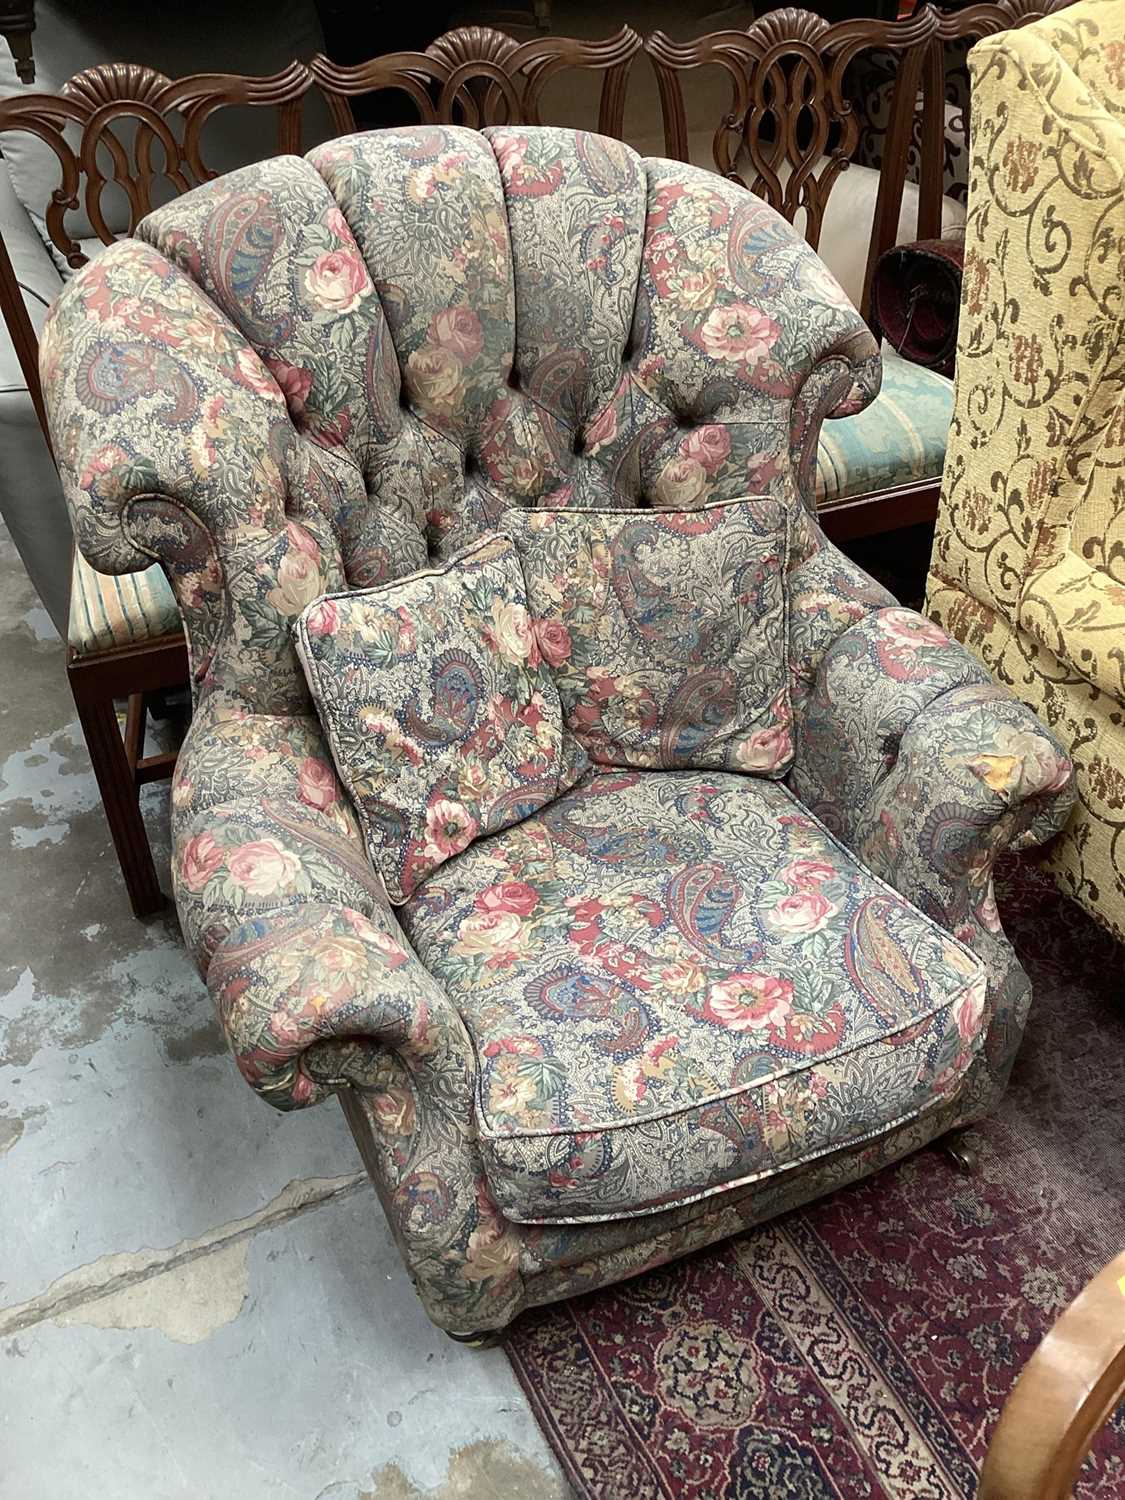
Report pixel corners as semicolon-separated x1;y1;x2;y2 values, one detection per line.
926;0;1125;942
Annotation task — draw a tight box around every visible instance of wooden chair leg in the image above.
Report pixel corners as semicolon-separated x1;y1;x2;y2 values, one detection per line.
72;689;166;918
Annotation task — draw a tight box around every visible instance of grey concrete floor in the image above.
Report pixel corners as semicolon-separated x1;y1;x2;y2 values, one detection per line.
0;522;570;1497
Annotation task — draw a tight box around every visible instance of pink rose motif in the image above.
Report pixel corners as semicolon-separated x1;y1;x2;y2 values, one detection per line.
476;881;539;917
698;302;780;365
489;598;535;665
670;267;717;310
303;250;369;314
430;307;483;362
304;599;339;638
423;798;478;860
79;443;130;493
323;205;353;242
489;132;563;197
765;888;836;935
704;972;794;1034
682;424;731;475
782;857;837;889
875;609;950;680
232;347;280;399
298;756;338;812
491;131;530;179
583;400;619;453
227;838;302;896
180;831;224;892
453;909;526;962
533;618;572;667
954;983;986;1043
286;521;320;559
268;547;322;616
265;357;313;416
406;346;463;409
880;608;948;651
396;607;417;654
270;1011;305;1047
654;454;707;508
734;724;792;773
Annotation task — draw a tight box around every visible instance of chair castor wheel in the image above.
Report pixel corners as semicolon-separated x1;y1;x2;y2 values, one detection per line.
940;1131;978;1175
445;1327;507;1349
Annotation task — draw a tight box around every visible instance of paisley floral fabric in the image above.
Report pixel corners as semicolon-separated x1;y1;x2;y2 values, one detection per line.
294;534;586;904
39;125;1078;1332
402;769;987;1224
502;498;792;775
925;0;1125;944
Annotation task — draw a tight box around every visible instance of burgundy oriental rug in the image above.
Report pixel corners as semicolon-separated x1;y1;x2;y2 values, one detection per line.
505;857;1125;1499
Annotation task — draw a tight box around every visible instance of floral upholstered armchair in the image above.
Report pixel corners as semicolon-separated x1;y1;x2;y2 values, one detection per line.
40;126;1075;1337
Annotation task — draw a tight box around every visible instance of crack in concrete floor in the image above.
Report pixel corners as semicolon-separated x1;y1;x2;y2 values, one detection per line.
0;1171;366;1339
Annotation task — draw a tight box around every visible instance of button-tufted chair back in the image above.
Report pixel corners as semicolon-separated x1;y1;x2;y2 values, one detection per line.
41;125;880;720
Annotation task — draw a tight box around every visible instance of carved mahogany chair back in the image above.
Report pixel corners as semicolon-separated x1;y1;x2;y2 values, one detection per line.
644;0;1073;317
0;25;641;274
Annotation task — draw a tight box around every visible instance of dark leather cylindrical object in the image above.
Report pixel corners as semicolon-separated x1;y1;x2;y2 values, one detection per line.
870;237;965;377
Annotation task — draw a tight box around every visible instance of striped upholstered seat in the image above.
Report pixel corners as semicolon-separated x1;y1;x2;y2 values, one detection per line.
67;551;181;657
816;347;954;504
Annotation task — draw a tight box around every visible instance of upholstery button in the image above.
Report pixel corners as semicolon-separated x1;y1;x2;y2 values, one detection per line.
572;433;585;456
507;366;521;391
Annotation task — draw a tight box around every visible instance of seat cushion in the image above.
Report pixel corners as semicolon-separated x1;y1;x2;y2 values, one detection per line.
816;348;953;505
502;497;793;775
67;551;182;656
401;768;986;1224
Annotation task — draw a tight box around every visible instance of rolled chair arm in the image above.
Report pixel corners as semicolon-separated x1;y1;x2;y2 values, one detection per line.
980;1250;1125;1500
791;607;1075;935
207;901;478;1113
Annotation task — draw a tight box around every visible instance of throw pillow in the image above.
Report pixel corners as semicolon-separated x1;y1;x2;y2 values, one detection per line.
294;533;588;904
502;497;792;774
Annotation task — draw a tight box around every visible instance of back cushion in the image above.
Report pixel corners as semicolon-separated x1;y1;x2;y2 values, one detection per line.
44;126;878;725
294;534;587;903
503;497;793;774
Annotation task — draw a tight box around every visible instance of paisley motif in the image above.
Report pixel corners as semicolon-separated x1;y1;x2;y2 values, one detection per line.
363;798;411;851
525;967;630;1023
75;342;198;423
698;1093;766;1154
547;807;699;868
487;779;559;827
393;1170;454;1235
403;650;484;747
920;799;999;883
666;860;748;964
576;130;639;197
523;347;590;415
660;670;739;763
845;897;927;1022
204;190;293;344
609;519;698;651
294;535;583;904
